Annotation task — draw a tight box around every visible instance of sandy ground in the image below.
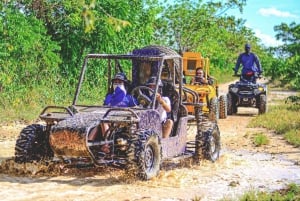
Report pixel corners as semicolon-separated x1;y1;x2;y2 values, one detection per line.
0;80;299;201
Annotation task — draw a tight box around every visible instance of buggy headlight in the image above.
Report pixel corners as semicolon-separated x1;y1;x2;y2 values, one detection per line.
254;87;265;95
230;87;238;93
258;86;264;92
254;87;264;95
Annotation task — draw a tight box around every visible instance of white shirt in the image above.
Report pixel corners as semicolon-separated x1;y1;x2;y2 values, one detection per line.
157;96;171;122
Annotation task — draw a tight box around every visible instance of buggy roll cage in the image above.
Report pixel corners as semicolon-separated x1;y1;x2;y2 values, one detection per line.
72;53;183;110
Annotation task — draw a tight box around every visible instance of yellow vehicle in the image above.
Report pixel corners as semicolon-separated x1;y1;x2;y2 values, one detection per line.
182;52;227;120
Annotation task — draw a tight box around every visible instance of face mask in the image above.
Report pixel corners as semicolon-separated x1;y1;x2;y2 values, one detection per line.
113;84;126;93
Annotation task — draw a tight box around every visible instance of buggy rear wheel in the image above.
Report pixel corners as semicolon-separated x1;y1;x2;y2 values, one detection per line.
209;97;219;121
218;94;227;119
15;124;53;163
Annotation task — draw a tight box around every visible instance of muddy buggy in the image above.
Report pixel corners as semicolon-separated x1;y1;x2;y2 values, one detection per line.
227;72;267;115
14;46;221;180
182;52;227;121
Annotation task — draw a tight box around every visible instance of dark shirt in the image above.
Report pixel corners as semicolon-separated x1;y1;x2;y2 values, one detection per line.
235;52;262;74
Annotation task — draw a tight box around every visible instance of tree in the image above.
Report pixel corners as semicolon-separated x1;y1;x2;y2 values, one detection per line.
0;4;61;94
272;22;300;89
154;0;258;71
10;0;160;85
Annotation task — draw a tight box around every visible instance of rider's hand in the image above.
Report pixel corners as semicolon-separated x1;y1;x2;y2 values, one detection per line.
156;93;162;102
233;68;237;75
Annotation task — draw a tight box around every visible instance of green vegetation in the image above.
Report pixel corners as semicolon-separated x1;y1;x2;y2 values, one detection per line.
0;1;299;123
238;183;300;201
253;132;270;147
249;97;300;147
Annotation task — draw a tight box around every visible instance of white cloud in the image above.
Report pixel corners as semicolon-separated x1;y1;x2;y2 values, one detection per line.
254;29;283;47
259;7;299;18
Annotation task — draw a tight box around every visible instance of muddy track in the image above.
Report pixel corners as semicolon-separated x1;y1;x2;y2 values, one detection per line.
0;80;299;201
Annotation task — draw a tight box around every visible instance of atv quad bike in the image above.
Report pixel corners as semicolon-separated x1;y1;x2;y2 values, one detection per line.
227;71;267;115
182;52;227;121
14;46;221;180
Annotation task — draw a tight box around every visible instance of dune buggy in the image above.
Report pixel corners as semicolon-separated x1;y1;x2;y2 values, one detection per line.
182;52;227;121
14;46;221;180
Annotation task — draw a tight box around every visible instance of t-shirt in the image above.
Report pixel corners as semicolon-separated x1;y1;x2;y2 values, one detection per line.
157;96;171;122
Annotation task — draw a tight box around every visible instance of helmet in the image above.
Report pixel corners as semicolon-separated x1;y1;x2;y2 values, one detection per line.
146;76;163;87
245;43;251;49
112;72;127;82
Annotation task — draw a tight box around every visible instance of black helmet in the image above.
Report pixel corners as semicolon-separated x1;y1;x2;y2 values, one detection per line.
112;72;127;82
146;76;163;87
245;43;251;49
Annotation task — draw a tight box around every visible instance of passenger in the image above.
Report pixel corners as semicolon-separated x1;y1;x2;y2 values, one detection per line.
190;68;208;85
146;76;173;138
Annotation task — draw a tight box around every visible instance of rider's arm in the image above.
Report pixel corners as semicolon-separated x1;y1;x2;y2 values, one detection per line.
234;53;242;73
103;94;112;105
254;54;263;74
157;95;171;112
190;77;195;85
128;95;139;107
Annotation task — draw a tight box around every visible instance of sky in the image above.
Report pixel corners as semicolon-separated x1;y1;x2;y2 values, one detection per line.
224;0;300;47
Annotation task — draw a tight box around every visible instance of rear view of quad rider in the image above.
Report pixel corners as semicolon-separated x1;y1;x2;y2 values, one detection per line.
234;43;263;83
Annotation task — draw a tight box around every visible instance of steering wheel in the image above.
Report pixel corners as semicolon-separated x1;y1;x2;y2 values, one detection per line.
131;86;154;108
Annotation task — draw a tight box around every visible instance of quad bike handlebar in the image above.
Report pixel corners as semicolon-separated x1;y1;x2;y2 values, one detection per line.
233;72;263;79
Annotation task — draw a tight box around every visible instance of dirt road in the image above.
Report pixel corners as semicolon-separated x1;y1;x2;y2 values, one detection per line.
0;81;299;201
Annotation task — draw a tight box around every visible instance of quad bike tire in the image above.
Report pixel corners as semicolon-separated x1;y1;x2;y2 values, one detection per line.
194;119;221;163
218;94;227;119
258;94;267;114
126;130;162;180
15;124;54;163
227;93;237;115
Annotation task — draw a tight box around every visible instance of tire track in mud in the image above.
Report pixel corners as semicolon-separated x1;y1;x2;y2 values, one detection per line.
0;81;299;201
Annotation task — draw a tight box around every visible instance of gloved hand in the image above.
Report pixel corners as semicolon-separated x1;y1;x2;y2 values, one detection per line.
232;68;238;76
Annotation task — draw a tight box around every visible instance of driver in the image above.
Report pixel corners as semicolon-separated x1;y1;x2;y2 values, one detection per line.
146;76;173;138
103;72;138;107
190;68;208;85
234;43;263;83
88;72;138;147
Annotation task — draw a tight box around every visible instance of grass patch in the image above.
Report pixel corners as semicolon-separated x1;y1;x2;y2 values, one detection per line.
285;129;300;146
253;132;270;146
249;101;300;147
238;183;300;201
0;86;74;123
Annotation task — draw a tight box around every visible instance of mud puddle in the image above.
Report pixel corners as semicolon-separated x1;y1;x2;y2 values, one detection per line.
0;137;299;201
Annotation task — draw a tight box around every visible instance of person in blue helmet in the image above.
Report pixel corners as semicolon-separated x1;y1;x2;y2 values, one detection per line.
234;43;263;83
88;72;138;145
103;72;138;107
